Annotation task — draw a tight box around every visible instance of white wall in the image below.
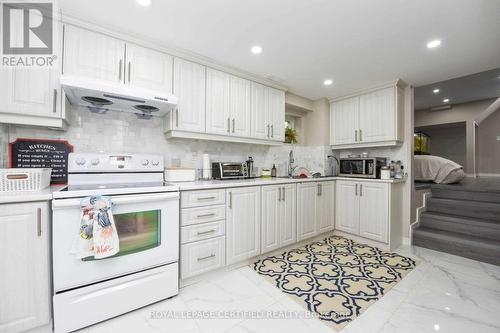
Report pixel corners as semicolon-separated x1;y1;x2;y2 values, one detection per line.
303;98;330;146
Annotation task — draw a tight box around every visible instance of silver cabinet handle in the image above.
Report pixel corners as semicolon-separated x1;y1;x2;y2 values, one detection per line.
359;129;362;141
52;89;57;113
317;183;321;196
175;109;179;127
232;119;235;133
360;184;363;196
119;59;123;81
128;61;131;83
355;183;358;196
228;192;232;208
282;186;286;201
227;118;231;133
267;124;270;138
36;208;42;237
197;229;216;236
197;213;216;218
319;184;322;196
278;187;281;201
197;196;216;201
271;124;274;138
355;130;358;142
197;254;215;261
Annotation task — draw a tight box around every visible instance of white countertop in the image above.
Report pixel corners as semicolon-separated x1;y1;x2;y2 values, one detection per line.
174;176;406;191
0;186;64;204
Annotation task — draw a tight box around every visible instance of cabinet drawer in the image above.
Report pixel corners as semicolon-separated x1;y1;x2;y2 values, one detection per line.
181;189;226;208
181;205;225;226
181;220;225;244
181;236;225;279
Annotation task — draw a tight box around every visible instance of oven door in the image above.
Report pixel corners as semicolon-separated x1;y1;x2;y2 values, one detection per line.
52;192;179;292
221;163;245;178
339;159;365;176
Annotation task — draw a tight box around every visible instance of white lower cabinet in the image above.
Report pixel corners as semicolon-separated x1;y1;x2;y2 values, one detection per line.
181;237;225;279
0;201;51;333
335;180;389;243
297;181;335;241
261;184;297;254
226;186;261;265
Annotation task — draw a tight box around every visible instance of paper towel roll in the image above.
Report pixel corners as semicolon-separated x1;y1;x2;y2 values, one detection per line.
202;154;210;179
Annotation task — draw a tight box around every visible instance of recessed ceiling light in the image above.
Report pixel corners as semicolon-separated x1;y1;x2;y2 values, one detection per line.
433;88;440;93
251;46;262;54
427;39;441;48
443;98;450;103
136;0;151;6
323;79;333;86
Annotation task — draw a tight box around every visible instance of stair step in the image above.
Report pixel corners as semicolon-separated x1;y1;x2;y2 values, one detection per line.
432;187;500;204
426;197;500;221
420;212;500;240
412;226;500;266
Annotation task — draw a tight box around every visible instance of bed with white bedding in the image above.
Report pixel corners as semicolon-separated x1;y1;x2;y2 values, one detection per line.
414;155;466;184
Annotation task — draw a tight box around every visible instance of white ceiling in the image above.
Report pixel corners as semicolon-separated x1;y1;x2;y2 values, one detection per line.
60;0;500;100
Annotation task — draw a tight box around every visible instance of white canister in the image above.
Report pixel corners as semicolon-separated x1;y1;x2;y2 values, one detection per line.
380;166;391;180
202;154;211;180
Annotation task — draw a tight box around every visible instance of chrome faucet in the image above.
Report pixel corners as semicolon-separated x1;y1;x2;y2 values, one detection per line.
288;150;296;177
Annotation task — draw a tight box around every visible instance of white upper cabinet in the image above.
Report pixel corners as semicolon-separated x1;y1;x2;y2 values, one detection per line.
0;12;66;128
330;97;359;145
230;76;252;137
226;187;261;265
359;87;397;143
268;87;285;141
206;68;231;135
173;58;206;132
251;82;269;139
125;43;173;93
63;25;125;83
330;82;403;148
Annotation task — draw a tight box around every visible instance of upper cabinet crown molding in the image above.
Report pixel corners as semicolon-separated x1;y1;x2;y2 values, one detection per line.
328;79;406;103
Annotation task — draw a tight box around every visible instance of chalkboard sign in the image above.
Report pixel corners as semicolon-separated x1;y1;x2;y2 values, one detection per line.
9;138;74;185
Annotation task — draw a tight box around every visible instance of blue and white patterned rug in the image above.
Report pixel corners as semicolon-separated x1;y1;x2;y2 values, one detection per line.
253;235;417;331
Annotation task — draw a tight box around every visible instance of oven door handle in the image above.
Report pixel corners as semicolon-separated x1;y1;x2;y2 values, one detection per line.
52;192;179;209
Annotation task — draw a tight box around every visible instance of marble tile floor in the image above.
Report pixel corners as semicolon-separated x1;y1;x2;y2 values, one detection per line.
78;244;500;333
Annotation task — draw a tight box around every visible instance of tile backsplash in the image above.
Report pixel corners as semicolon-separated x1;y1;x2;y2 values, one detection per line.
0;106;330;176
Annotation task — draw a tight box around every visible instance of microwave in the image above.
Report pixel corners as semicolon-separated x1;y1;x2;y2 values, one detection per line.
339;157;387;178
212;162;248;179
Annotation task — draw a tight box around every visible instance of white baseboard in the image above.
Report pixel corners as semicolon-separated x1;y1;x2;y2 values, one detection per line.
477;173;500;177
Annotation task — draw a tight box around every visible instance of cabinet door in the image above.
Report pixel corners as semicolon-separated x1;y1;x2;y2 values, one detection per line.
251;82;269;139
173;58;206;132
206;68;231;135
0;202;50;333
226;187;261;264
359;182;389;243
230;76;252;137
297;183;318;241
335;180;359;235
280;184;297;247
261;185;281;254
330;97;359;145
317;181;335;234
268;87;285;141
125;43;173;93
359;87;395;143
0;14;60;120
63;25;125;83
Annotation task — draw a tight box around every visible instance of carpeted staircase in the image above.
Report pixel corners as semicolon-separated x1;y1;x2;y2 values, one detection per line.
413;181;500;266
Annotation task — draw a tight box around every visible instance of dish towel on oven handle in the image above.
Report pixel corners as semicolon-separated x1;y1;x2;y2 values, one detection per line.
71;196;120;259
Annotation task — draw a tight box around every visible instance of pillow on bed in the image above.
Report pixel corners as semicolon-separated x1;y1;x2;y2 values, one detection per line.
414;155;465;184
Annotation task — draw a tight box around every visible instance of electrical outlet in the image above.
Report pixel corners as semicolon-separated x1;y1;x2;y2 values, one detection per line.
497;136;500;141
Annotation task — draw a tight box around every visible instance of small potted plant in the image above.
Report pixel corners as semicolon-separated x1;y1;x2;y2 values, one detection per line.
285;127;298;144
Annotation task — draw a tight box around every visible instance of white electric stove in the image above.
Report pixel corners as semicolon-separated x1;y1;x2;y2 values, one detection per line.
52;153;179;333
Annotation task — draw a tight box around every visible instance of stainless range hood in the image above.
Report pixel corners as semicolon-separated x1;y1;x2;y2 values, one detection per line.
61;75;177;118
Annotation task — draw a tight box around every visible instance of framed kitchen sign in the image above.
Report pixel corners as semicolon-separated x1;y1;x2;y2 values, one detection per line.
8;138;74;185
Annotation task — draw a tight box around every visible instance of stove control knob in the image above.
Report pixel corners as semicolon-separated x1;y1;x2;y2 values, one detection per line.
152;159;160;166
141;159;149;166
91;159;99;166
75;158;86;166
